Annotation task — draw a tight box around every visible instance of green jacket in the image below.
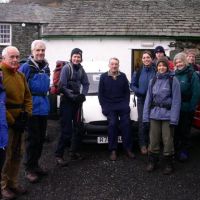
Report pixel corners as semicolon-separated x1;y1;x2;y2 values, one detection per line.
175;66;200;112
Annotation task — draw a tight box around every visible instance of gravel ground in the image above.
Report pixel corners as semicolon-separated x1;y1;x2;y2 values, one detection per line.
16;120;200;200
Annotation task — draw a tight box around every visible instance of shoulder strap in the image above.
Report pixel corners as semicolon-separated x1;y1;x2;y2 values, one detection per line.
151;76;157;90
67;62;73;80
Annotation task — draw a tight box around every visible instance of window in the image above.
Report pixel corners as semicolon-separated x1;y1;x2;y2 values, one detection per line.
0;24;11;45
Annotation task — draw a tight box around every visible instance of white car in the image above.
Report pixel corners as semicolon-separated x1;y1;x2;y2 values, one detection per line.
82;71;138;144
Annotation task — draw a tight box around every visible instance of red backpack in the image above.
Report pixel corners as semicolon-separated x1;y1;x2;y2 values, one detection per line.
50;60;68;95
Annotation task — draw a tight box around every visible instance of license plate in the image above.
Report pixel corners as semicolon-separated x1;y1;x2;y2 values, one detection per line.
97;136;122;144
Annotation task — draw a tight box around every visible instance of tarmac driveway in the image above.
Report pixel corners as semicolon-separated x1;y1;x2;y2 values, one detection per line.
18;120;200;200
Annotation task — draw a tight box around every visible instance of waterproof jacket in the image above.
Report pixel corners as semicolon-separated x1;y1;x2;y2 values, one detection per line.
19;56;50;115
0;76;8;148
175;66;200;112
143;72;181;125
130;65;156;98
59;62;89;101
98;71;130;114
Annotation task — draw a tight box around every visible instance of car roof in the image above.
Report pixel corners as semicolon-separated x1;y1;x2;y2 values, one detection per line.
82;61;108;73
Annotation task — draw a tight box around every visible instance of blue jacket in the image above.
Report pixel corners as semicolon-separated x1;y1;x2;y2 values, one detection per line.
19;56;50;115
130;65;156;98
0;79;8;149
98;71;130;114
143;72;181;125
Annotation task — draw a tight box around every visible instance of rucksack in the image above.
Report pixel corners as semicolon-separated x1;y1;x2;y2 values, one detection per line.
50;61;83;95
50;61;68;95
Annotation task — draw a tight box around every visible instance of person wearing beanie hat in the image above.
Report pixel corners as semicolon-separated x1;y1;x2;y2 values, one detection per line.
154;46;166;55
55;48;89;165
143;56;181;175
153;46;174;71
70;48;83;61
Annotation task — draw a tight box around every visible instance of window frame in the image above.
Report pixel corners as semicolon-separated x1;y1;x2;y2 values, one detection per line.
0;24;12;45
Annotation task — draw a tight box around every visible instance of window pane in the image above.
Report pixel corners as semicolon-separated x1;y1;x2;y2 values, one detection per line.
0;24;11;45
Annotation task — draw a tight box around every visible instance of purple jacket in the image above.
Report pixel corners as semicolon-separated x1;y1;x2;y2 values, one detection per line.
143;72;181;125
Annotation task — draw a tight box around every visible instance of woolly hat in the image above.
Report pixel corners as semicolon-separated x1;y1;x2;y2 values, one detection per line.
154;46;166;55
156;57;169;70
71;48;82;60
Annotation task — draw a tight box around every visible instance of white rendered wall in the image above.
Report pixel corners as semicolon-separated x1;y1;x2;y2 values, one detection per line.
44;37;175;82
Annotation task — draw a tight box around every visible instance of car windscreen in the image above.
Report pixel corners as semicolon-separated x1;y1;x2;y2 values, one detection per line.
87;72;102;94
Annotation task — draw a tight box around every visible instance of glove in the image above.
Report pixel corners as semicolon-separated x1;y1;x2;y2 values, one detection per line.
75;94;86;104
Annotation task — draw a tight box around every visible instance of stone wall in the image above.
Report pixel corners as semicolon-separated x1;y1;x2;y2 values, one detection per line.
170;40;200;64
0;23;40;60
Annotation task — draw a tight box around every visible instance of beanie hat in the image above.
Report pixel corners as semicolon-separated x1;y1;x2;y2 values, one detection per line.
154;46;166;55
156;57;169;70
71;48;82;60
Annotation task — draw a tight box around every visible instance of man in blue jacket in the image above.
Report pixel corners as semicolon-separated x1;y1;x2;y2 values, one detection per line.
19;40;50;183
98;57;135;161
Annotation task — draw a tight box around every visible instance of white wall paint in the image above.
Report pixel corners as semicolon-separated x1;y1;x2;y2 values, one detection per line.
44;37;175;81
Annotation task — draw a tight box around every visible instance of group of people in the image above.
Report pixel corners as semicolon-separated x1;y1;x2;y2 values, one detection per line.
0;41;91;200
0;41;199;199
131;46;200;175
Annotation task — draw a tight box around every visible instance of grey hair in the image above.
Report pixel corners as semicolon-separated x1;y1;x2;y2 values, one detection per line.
173;52;188;66
109;57;119;64
2;46;19;57
31;40;46;51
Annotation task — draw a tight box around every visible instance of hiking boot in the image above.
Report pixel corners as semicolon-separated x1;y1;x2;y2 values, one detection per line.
1;188;16;200
69;152;85;161
109;150;117;161
126;150;136;159
10;185;28;195
163;164;174;175
163;155;174;175
56;157;69;167
177;150;189;162
140;146;148;155
26;171;39;183
146;153;159;172
34;167;48;176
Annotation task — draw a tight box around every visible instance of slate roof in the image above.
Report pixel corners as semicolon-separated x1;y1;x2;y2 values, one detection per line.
43;0;200;38
0;3;56;24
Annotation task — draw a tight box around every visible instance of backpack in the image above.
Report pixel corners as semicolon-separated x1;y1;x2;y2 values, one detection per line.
50;61;69;95
151;71;194;101
50;61;82;95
